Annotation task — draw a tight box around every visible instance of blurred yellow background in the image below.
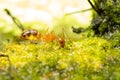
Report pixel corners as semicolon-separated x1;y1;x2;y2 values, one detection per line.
0;0;93;40
0;0;92;25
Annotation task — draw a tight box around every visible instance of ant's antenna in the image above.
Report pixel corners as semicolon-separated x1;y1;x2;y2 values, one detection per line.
4;9;24;31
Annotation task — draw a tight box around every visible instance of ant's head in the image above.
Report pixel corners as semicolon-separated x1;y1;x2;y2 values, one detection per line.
57;37;65;47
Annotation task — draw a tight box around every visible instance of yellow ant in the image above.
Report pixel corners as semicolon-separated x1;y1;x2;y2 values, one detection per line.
4;9;66;47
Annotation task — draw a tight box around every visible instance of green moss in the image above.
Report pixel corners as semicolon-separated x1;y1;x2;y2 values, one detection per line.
0;36;120;80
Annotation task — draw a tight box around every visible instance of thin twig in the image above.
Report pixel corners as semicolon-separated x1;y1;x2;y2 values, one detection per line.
4;9;24;31
65;8;92;15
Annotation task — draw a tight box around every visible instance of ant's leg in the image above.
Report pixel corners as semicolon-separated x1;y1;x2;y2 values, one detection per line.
61;28;71;41
44;27;50;35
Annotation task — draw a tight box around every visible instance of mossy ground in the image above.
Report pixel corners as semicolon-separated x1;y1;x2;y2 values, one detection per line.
0;36;120;80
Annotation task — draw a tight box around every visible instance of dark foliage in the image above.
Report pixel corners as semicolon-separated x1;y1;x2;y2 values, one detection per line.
71;0;120;37
72;26;85;34
89;0;120;36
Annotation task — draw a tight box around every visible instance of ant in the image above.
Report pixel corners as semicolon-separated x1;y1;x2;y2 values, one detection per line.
4;9;65;47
